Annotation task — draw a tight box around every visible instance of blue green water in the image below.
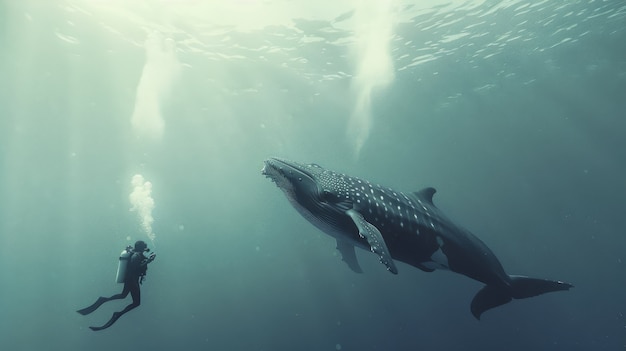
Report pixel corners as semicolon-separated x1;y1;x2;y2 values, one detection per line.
1;0;625;350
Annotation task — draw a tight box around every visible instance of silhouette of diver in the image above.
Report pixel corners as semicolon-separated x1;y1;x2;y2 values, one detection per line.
77;240;156;331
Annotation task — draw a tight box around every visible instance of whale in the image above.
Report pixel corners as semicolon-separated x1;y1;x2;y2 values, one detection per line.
262;157;573;319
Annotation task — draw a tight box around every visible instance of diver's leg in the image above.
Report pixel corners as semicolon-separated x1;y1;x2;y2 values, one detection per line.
89;284;141;331
77;297;108;315
77;285;130;315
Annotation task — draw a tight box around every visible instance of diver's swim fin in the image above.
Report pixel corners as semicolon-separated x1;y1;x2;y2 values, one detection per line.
77;297;108;315
89;312;122;331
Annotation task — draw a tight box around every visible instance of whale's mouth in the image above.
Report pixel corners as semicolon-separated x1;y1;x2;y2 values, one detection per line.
260;163;273;179
262;158;298;192
261;158;282;182
262;158;315;184
261;163;281;187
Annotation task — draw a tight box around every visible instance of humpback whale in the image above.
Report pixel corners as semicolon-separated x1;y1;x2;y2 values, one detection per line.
262;157;573;319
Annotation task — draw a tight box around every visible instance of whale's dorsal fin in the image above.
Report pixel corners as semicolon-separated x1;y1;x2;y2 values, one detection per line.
412;187;437;205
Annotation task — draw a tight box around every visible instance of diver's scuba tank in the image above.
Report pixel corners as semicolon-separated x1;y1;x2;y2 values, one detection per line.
115;246;133;283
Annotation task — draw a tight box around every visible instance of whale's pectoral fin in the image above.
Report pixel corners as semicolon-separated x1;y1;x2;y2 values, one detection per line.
336;239;363;273
346;209;398;274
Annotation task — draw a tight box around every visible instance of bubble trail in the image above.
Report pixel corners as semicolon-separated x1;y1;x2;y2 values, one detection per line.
129;174;156;245
348;0;396;158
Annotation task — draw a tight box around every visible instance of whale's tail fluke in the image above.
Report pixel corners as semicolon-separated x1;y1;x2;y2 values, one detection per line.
470;275;573;320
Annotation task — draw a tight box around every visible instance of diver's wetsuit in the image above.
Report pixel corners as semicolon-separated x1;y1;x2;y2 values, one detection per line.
77;250;152;331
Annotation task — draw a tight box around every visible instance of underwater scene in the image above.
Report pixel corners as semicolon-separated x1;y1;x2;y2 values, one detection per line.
1;0;625;350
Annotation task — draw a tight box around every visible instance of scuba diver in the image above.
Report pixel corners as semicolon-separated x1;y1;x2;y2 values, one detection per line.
77;240;156;331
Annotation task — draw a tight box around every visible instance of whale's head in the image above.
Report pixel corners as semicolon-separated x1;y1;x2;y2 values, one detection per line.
262;157;355;231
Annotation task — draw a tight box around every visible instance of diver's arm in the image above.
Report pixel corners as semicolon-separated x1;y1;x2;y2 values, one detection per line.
140;253;156;267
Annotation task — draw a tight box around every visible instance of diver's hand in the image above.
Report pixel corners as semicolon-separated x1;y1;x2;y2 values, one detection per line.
147;253;156;262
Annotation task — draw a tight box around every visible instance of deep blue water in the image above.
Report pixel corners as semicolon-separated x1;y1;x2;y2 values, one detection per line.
1;0;625;350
